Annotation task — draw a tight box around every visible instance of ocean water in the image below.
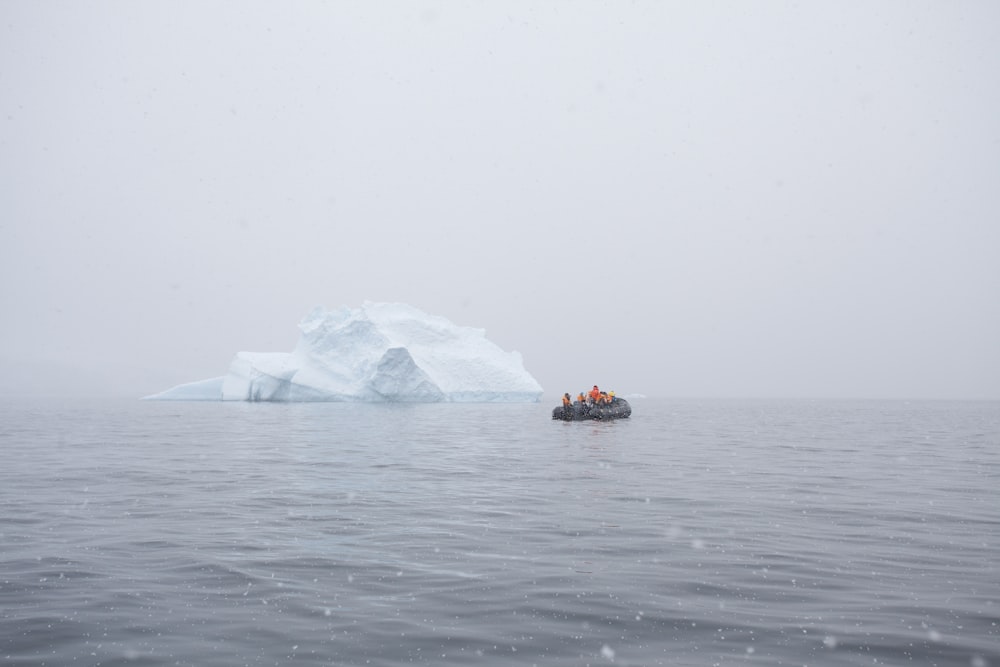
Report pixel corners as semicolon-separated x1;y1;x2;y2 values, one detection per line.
1;398;997;667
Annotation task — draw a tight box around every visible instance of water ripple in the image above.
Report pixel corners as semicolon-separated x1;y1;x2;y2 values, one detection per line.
1;398;997;666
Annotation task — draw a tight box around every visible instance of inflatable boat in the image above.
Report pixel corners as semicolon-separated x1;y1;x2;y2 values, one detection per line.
552;398;631;421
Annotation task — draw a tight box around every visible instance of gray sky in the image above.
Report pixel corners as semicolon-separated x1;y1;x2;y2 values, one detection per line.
2;1;998;400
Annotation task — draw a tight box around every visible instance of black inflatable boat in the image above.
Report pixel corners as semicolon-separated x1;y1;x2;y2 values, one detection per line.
552;398;631;421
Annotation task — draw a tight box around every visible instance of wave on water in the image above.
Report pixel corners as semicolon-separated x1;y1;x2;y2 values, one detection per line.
1;398;997;666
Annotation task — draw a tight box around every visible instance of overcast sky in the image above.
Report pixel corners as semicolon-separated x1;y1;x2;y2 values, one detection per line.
2;1;998;400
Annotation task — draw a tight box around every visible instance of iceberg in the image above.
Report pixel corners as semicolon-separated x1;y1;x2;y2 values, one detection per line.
145;302;544;402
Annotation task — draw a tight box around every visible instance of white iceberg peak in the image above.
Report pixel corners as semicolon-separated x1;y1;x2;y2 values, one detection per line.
145;303;543;402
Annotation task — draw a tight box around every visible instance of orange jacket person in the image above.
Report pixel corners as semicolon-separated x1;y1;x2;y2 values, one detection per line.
589;385;601;403
562;393;572;407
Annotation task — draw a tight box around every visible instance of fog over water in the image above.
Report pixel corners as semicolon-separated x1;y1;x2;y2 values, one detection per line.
2;2;998;400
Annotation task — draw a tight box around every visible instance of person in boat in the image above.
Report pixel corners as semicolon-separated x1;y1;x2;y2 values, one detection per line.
608;391;616;403
577;392;587;404
598;392;610;405
589;385;601;404
562;393;572;407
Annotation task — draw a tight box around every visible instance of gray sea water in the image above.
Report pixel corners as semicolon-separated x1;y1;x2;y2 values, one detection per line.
1;397;997;667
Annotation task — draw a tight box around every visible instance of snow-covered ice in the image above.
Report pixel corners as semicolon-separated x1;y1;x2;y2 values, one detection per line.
145;302;543;402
